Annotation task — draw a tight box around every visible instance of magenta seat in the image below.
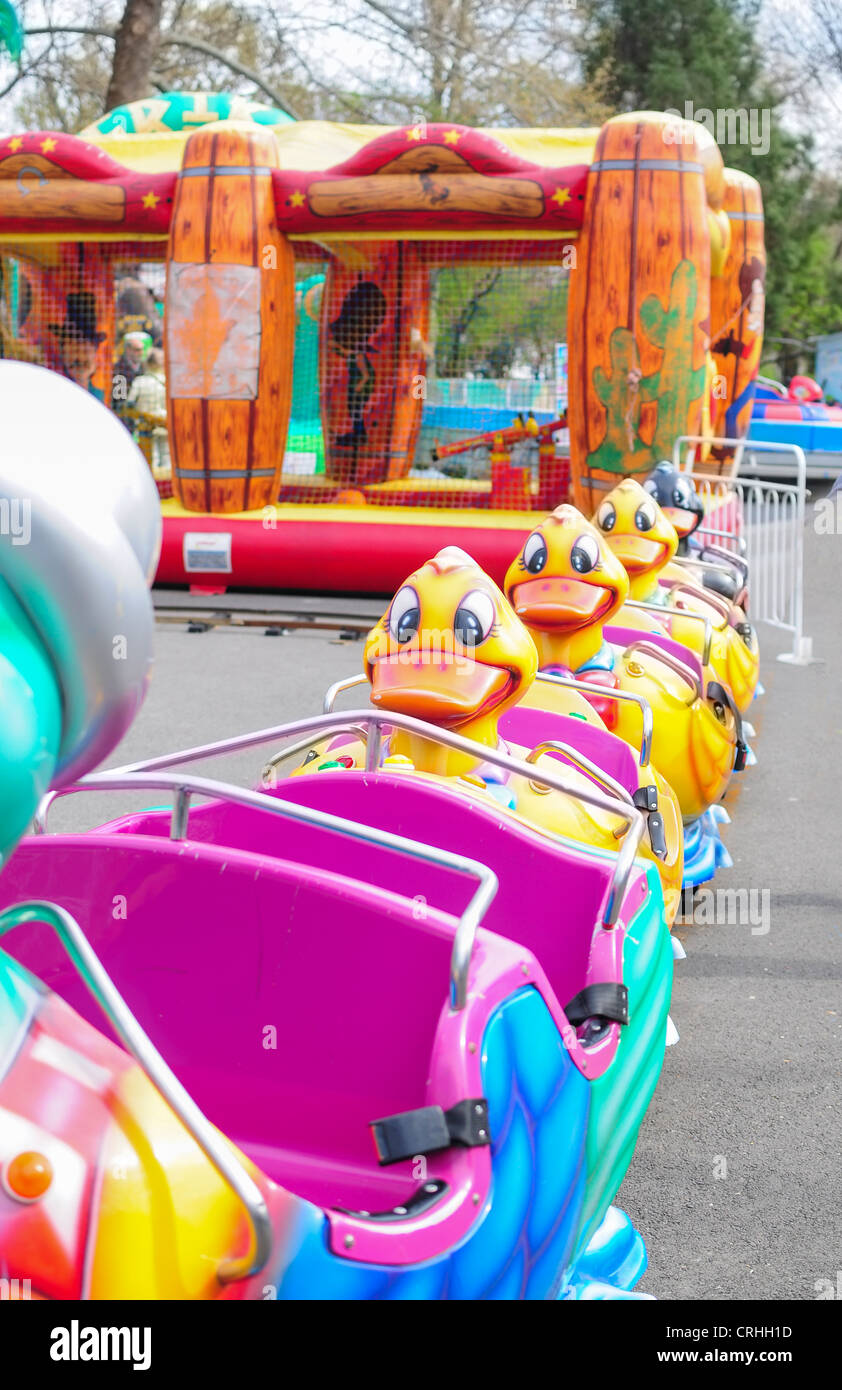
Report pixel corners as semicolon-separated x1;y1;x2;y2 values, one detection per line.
76;771;616;1014
500;703;639;794
0;833;462;1212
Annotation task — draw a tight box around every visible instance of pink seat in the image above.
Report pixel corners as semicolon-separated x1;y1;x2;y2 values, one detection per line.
500;703;639;794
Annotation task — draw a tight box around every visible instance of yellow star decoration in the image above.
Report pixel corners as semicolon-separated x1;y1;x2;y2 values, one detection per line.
407;126;424;142
41;137;58;154
289;190;306;207
141;191;160;209
443;130;460;145
552;186;571;207
9;137;23;152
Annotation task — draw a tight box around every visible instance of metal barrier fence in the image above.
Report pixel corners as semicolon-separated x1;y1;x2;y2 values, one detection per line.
672;436;814;665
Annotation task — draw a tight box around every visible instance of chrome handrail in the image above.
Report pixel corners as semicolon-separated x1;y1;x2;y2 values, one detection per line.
323;675;369;713
664;579;732;626
325;670;656;773
623;598;713;666
0;900;273;1286
533;671;654;769
673;553;744;583
695;542;749;586
262;725;369;781
524;740;633;808
621;640;702;703
35;708;645;933
32;768;499;1014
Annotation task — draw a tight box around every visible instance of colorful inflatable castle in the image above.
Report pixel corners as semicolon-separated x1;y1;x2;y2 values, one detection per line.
0;95;765;591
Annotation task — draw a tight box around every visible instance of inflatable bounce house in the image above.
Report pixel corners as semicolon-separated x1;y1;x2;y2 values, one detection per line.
0;93;765;592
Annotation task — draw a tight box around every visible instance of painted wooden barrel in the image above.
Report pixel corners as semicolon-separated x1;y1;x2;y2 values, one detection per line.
709;170;766;476
568;112;722;513
320;241;429;487
166;127;294;513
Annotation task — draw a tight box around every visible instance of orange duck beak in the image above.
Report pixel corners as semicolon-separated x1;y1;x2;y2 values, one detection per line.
369;648;514;726
509;574;618;629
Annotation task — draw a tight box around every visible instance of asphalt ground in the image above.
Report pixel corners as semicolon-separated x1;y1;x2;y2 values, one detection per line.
47;497;842;1302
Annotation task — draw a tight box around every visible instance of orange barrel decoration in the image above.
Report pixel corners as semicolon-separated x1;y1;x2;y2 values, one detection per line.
165;127;294;513
320;241;429;487
568;111;724;513
708;169;766;476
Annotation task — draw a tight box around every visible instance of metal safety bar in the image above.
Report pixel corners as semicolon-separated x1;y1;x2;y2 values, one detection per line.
524;740;633;809
624;598;713;666
532;671;654;770
323;674;371;714
698;543;750;586
36;709;645;939
33;768;499;1014
326;670;656;772
0;899;273;1286
621;640;702;703
665;579;732;627
675;544;750;588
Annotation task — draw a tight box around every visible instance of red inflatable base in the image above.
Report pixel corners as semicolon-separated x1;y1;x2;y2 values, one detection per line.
156;505;540;595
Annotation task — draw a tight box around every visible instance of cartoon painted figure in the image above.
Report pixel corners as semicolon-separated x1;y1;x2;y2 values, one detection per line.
48;291;107;401
329;280;387;447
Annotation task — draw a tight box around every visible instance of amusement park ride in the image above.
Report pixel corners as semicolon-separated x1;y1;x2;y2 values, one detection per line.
0;80;794;1301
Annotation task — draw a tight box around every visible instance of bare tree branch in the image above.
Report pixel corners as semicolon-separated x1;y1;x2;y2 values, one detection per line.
24;24;301;114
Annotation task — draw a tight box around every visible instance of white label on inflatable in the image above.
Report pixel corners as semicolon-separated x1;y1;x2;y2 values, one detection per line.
183;531;233;573
283;450;319;475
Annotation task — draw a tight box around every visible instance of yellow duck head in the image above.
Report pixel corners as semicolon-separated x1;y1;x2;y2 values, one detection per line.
592;479;679;600
503;504;629;671
364;547;538;775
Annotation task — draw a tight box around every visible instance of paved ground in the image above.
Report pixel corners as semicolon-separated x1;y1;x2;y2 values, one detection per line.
50;496;842;1302
624;485;842;1300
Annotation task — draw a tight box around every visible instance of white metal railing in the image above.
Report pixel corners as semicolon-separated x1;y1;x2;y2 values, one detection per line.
672;436;814;665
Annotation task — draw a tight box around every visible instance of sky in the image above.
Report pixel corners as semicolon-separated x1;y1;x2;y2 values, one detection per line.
1;0;840;167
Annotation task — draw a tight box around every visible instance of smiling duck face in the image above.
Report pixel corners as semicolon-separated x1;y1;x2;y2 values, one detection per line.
593;479;679;601
364;547;538;776
503;505;629;674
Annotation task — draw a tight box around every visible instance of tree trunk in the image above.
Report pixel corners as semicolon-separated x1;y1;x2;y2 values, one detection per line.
103;0;164;113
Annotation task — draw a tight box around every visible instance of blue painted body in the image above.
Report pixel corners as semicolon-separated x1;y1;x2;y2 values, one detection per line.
682;806;732;888
271;987;652;1300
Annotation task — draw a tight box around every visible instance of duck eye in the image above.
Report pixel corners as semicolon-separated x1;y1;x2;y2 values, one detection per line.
389;586;420;644
634;501;657;532
643;478;658;497
570;534;599;574
454;589;495;647
672;480;692;507
596;502;616;532
523;532;547;574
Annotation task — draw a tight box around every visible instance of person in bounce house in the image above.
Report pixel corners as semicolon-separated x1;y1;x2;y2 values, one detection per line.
49;290;107;400
111;330;150;420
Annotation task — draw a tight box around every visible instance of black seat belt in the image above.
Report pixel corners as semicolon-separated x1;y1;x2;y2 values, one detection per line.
370;1098;491;1166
